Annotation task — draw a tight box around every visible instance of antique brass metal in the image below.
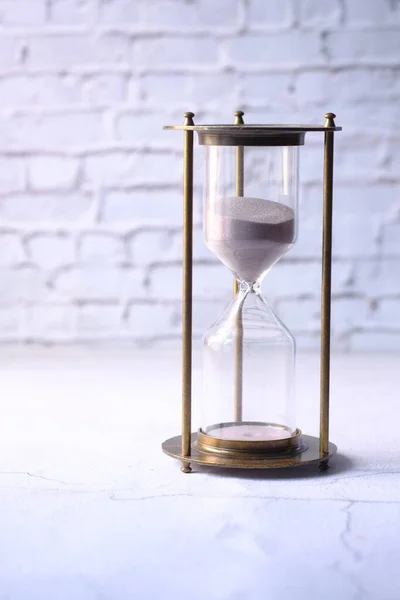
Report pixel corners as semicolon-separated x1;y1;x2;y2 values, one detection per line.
163;433;337;470
162;112;342;474
233;110;244;423
197;425;305;455
320;113;336;457
164;123;341;148
181;111;195;474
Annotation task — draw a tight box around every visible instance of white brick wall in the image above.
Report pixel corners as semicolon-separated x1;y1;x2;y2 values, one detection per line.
0;0;398;350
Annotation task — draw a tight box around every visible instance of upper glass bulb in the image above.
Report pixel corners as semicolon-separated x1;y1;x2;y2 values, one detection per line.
204;145;298;284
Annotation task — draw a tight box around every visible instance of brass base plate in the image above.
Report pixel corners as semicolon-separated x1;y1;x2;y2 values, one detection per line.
162;433;336;470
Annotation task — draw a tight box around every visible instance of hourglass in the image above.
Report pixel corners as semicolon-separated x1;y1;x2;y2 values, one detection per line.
162;111;341;472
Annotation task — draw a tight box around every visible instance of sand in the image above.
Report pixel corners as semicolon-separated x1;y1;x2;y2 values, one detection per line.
205;196;295;283
209;423;292;441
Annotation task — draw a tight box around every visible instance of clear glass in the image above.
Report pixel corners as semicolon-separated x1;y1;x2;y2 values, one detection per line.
202;145;299;443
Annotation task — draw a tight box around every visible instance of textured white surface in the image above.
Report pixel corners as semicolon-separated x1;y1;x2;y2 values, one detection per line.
0;347;399;600
0;0;398;349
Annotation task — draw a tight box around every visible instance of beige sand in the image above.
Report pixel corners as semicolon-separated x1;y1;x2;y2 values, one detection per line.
206;197;295;283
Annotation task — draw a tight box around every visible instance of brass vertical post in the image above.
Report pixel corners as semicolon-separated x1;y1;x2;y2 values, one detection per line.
234;111;244;422
319;112;336;459
181;111;195;473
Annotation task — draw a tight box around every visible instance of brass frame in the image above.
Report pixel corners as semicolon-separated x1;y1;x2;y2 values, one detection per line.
233;110;244;423
163;433;337;470
162;112;341;474
320;112;336;457
181;112;194;473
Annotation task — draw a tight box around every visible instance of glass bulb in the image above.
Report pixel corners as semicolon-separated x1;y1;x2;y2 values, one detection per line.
201;144;299;449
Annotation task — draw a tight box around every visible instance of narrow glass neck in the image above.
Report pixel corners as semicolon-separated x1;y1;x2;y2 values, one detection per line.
238;281;261;295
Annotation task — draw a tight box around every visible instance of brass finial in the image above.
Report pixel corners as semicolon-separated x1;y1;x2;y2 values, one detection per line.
234;110;245;125
183;111;195;125
324;112;336;128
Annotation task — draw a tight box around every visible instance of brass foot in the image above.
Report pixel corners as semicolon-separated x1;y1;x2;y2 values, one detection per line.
181;463;192;474
319;460;329;472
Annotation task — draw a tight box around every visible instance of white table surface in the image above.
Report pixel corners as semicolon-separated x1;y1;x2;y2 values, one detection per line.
0;347;399;600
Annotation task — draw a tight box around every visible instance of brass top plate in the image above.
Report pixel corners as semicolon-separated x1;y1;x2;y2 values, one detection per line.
163;124;341;146
164;124;342;132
